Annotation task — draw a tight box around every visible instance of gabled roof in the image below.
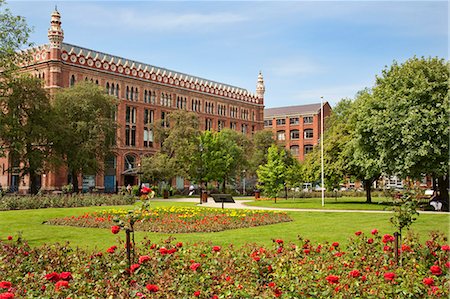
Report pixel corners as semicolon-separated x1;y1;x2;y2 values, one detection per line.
264;103;325;118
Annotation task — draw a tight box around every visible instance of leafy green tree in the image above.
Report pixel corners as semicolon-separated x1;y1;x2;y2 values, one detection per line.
248;129;275;175
53;82;117;193
357;57;449;208
141;152;176;188
257;144;287;202
0;75;54;194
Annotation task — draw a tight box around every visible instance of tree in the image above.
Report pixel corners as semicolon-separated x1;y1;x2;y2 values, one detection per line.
357;57;449;209
0;75;54;194
141;152;176;188
257;144;287;202
53;82;117;193
248;129;275;175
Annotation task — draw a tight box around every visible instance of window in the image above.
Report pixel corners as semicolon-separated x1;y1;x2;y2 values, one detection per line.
303;116;313;124
230;106;238;118
304;144;313;154
230;122;237;130
218;120;225;132
143;127;153;147
144;109;154;125
125;106;136;146
70;75;75;87
124;155;135;171
205;118;213;131
276;119;286;125
290;130;300;139
290;117;299;125
304;129;313;139
161;93;172;107
290;145;299;156
277;130;285;141
191;98;201;112
218;104;227;116
161;111;170;128
241;124;248;134
264;120;273;127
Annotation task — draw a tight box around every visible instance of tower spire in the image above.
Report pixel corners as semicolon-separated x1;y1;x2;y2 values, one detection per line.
256;71;265;99
48;7;64;49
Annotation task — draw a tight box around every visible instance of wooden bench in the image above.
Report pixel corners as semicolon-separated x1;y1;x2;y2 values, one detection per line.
210;194;235;209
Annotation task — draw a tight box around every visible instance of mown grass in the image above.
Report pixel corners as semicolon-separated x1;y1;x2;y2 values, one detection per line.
0;200;448;251
243;196;396;210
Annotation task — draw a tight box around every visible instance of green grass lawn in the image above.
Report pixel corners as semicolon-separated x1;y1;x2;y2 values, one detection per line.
1;200;448;251
243;196;396;210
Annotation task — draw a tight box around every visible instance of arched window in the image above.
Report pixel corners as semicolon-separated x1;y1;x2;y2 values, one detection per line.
126;86;129;100
135;88;139;101
116;85;119;98
124;155;136;171
111;83;115;95
106;82;110;94
70;75;76;87
290;145;299;156
130;87;134;101
304;144;314;154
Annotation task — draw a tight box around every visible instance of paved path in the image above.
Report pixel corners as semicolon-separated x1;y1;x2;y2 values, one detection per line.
154;197;447;215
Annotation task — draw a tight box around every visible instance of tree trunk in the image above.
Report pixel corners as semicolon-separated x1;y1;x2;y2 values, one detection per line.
284;184;288;200
438;175;449;212
72;169;79;193
29;169;39;195
364;179;372;203
222;179;226;193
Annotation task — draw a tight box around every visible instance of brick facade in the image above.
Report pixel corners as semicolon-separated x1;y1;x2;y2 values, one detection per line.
0;9;265;193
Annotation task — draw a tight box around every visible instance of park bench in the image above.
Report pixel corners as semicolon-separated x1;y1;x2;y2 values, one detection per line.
210;194;235;209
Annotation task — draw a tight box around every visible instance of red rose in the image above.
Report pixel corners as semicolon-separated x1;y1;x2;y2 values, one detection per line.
7;236;12;241
423;277;434;286
139;255;151;264
355;231;362;236
194;291;201;297
446;262;450;269
430;265;442;276
212;246;221;252
159;247;168;255
176;242;183;248
275;239;283;244
401;244;411;252
384;272;396;281
211;295;219;299
60;272;72;281
55;280;69;292
253;256;260;262
274;288;282;297
326;275;339;284
371;229;378;235
190;263;201;272
146;284;159;292
268;282;276;288
349;270;361;278
107;245;117;253
111;226;120;234
303;249;310;254
382;234;395;243
0;282;11;289
441;245;450;251
168;248;177;254
130;263;140;274
332;242;339;247
45;272;60;282
0;293;14;299
367;238;374;244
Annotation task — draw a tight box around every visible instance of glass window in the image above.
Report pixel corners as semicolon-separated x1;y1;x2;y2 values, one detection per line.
264;120;273;127
290;145;299;156
277;130;285;141
290;117;299;125
304;144;313;154
304;129;313;139
303;116;313;124
290;130;300;139
276;119;286;125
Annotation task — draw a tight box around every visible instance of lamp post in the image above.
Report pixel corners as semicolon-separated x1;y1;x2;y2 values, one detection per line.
242;170;246;195
320;96;325;207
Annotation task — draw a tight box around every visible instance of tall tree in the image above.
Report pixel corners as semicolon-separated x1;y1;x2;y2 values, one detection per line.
357;57;449;209
257;144;287;203
248;129;276;175
53;82;117;193
0;75;54;194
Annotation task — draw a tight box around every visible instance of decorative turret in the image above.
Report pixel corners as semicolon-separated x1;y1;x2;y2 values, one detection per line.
256;71;265;99
48;7;64;49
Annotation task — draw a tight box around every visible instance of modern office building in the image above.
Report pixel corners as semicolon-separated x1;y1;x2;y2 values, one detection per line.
264;103;332;161
0;9;265;193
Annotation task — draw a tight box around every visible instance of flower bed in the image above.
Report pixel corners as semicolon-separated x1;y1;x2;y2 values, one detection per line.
0;230;448;298
46;207;293;233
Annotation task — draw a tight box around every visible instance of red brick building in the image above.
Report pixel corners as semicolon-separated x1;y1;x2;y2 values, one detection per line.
0;9;265;193
264;103;332;161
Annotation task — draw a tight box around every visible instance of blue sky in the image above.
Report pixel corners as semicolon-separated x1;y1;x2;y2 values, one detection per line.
7;1;448;108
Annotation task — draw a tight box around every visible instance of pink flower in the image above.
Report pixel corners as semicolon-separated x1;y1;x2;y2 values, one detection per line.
60;272;72;281
326;275;340;284
139;255;151;264
430;265;442;276
111;226;120;234
146;284;159;292
55;280;69;292
190;263;201;272
212;246;221;252
371;229;378;235
423;277;434;286
0;282;11;289
384;272;396;281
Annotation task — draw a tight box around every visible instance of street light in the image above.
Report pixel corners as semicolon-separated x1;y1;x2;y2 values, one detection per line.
320;96;325;207
242;170;246;195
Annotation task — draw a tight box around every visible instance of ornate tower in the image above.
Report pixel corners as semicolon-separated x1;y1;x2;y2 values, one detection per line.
256;71;265;100
47;7;64;89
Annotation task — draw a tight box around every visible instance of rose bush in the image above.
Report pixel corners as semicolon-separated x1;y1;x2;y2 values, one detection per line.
0;230;448;298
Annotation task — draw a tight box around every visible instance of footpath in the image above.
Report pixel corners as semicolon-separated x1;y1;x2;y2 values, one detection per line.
153;197;446;215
